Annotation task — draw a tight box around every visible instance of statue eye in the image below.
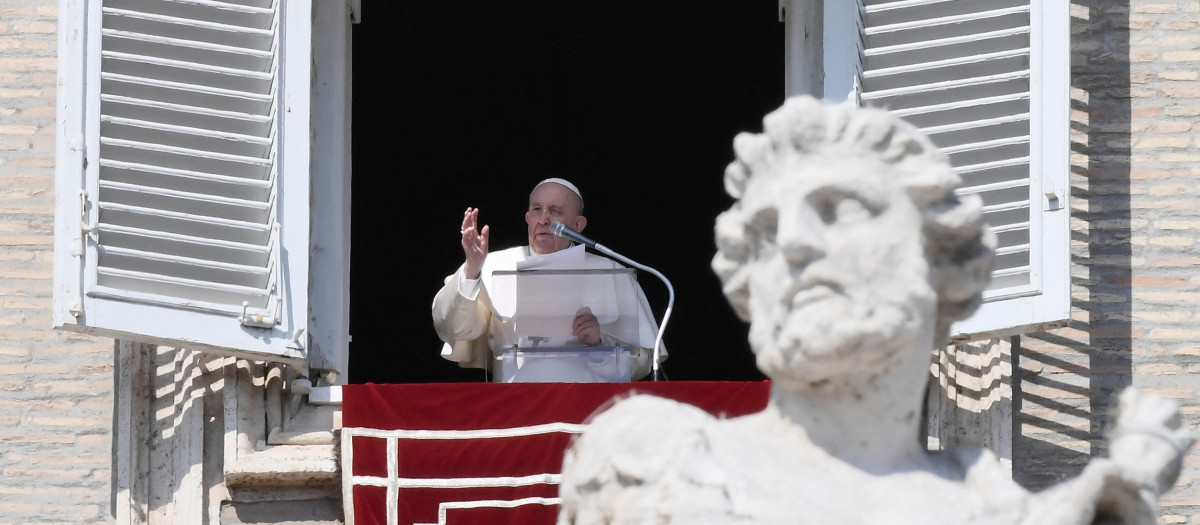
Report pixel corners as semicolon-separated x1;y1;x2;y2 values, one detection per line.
750;208;778;247
817;193;877;225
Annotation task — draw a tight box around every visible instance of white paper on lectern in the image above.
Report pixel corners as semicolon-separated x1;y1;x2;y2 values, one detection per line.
489;246;640;342
516;244;586;270
489;245;586;320
512;269;638;340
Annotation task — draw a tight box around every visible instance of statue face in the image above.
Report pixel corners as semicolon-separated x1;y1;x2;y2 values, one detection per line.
734;160;938;390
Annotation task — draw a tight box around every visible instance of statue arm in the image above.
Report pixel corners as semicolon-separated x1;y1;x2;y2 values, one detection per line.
1020;388;1195;525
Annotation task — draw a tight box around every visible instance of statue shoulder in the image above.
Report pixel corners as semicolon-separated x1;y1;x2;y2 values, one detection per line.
565;394;714;481
559;395;735;523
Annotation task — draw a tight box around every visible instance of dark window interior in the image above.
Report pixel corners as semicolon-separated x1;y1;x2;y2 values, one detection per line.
350;1;783;383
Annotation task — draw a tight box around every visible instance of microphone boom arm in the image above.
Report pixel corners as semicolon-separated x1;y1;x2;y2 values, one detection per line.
590;242;672;382
551;222;673;381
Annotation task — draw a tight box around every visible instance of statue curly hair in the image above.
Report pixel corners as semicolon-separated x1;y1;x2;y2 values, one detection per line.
712;96;996;345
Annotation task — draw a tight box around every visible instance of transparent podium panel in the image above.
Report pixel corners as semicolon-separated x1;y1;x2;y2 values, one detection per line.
490;268;643;347
498;346;636;383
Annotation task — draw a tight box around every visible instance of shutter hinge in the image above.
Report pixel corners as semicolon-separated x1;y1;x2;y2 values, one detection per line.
69;186;93;319
778;0;787;22
79;189;95;236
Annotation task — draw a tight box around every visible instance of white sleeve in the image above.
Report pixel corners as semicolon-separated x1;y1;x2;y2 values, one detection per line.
458;273;481;300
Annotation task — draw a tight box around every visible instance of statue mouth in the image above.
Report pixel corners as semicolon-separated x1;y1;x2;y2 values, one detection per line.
785;280;842;310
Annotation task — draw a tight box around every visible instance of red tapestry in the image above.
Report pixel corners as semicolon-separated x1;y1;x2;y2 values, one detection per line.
341;381;770;525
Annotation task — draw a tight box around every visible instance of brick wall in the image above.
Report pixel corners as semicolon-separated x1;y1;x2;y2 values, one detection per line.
0;0;114;522
1015;1;1200;521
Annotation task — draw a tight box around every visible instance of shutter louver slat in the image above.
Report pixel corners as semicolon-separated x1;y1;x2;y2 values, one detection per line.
101;120;272;159
100;160;272;189
887;93;1029;120
100;76;273;117
99;138;271;178
865;48;1028;84
99;245;270;282
100;95;273;139
867;0;1028;24
99;136;272;164
94;268;270;304
101;92;273;119
994;243;1030;256
99;203;271;246
94;0;282;317
97;224;270;267
102;7;275;43
863;71;1030;104
106;0;276;19
102;48;274;80
866;27;1028;63
103;13;274;36
101;113;271;143
98;181;271;225
99;180;271;210
920;113;1029;137
101;29;274;60
867;5;1029;34
101;72;274;103
938;135;1029;155
101;57;274;96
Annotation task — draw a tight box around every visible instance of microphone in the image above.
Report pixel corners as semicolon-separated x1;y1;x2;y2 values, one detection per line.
549;221;674;381
550;221;597;248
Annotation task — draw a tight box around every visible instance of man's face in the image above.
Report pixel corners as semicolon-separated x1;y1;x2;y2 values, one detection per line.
731;159;937;390
526;183;586;255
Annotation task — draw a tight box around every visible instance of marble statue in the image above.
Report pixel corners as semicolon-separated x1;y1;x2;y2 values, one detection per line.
557;96;1194;524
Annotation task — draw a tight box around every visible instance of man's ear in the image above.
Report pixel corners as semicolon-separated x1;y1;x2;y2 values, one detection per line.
574;215;588;232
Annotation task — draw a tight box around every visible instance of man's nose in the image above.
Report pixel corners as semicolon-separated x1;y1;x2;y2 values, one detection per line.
777;205;824;266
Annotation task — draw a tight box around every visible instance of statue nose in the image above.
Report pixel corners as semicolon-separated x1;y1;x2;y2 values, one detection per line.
778;206;824;266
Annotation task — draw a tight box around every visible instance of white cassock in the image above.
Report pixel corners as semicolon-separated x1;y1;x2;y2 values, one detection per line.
432;246;665;381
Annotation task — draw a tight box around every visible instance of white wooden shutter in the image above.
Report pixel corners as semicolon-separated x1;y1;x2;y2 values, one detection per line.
808;0;1069;339
54;0;314;364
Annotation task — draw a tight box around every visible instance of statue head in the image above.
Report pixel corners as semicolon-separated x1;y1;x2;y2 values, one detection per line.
712;97;995;391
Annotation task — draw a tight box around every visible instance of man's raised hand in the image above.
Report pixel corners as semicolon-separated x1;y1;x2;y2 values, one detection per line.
461;207;490;279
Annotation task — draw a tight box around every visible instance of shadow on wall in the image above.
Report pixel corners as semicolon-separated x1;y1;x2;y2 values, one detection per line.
112;344;342;522
1011;1;1132;490
112;343;222;522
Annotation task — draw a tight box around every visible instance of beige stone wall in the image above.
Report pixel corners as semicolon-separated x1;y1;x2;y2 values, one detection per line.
1014;1;1200;521
0;0;115;522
